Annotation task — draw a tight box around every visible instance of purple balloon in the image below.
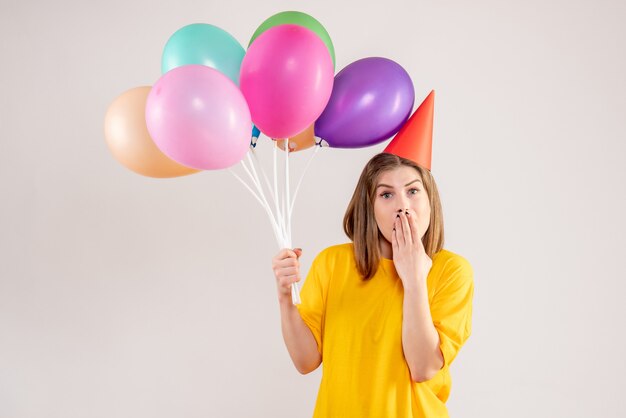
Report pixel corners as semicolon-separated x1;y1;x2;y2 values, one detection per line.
314;57;415;148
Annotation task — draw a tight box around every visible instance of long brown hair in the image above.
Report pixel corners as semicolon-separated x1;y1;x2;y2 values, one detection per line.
343;153;445;280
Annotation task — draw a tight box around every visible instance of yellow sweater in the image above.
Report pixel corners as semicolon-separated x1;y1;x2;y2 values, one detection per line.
296;243;474;417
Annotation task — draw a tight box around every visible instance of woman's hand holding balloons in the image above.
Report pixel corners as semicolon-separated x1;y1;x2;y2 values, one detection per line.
272;248;303;302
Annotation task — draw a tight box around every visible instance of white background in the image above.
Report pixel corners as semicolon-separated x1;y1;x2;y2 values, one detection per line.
1;0;625;416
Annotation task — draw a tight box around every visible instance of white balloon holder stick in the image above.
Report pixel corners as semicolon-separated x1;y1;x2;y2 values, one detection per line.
228;134;321;305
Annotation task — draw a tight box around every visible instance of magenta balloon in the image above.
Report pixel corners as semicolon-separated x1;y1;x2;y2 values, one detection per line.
240;24;334;139
314;57;415;148
146;65;252;170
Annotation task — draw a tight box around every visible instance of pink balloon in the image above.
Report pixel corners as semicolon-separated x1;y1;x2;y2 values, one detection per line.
146;64;252;170
240;24;334;139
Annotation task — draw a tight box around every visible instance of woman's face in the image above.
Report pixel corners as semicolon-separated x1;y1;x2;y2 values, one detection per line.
373;166;431;245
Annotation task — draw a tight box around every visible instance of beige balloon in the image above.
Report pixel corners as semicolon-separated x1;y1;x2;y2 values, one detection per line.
104;86;200;178
275;123;316;152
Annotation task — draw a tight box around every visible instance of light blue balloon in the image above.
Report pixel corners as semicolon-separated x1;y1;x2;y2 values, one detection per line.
161;23;245;86
250;125;261;148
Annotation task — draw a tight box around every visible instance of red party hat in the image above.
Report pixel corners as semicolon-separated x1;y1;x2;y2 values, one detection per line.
383;90;434;170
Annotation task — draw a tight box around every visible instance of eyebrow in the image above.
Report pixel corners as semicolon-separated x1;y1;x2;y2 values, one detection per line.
376;179;422;189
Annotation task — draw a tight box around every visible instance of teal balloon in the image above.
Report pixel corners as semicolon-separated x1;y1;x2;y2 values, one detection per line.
161;23;245;86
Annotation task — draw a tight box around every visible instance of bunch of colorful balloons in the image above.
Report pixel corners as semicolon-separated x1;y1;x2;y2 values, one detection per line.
104;11;418;305
104;11;417;178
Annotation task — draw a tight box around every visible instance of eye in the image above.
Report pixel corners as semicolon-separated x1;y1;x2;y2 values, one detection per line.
380;192;392;199
409;188;420;195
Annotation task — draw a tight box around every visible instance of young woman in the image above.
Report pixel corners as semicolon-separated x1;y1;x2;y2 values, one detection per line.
272;93;474;417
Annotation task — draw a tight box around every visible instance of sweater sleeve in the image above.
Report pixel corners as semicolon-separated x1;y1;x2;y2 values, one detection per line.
430;255;474;368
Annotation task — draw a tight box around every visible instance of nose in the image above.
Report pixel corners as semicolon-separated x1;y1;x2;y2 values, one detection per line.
397;196;410;213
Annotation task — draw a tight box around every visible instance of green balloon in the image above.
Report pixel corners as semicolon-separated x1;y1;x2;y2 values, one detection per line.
249;11;336;71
